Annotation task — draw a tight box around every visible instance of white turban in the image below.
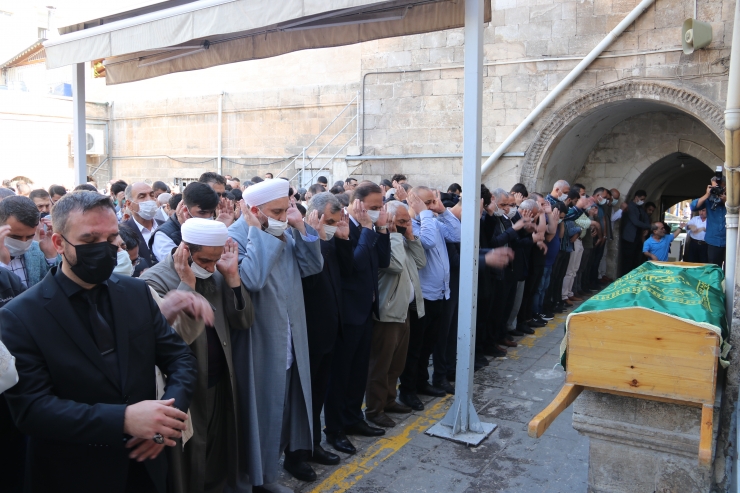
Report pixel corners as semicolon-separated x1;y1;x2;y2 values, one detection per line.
243;179;289;207
181;218;229;247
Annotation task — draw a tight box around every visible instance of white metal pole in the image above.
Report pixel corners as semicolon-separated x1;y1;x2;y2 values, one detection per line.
480;0;656;175
217;92;223;175
428;0;494;444
72;62;87;186
724;0;740;326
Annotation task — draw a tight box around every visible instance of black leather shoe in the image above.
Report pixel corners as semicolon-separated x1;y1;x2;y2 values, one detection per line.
417;383;446;397
399;391;424;411
367;412;396;428
284;451;317;482
345;420;385;437
385;401;413;414
325;431;356;455
528;319;546;328
310;444;340;465
433;378;455;395
475;354;490;367
508;329;525;336
517;324;535;335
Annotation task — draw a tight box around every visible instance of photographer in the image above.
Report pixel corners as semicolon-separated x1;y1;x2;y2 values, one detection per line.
690;175;726;267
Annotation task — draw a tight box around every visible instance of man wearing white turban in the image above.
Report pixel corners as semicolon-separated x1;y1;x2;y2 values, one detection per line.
140;218;254;493
227;179;324;491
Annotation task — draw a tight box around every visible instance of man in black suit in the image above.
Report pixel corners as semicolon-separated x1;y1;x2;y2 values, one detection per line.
324;182;391;455
619;189;652;276
286;192;353;480
0;191;197;493
123;182;164;267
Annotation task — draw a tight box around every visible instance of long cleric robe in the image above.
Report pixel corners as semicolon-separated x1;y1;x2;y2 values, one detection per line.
227;220;323;486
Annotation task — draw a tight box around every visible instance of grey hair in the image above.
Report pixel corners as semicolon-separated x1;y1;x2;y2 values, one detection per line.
52;191;116;235
157;193;172;206
491;188;510;201
307;192;341;218
386;200;409;216
519;199;538;212
554;179;570;190
124;184;132;201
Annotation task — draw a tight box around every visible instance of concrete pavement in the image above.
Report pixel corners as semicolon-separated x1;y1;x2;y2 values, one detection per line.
276;310;588;493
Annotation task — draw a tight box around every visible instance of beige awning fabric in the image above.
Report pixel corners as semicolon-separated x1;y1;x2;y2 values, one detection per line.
44;0;489;85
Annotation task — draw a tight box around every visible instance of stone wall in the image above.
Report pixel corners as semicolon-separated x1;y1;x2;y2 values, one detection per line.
108;84;359;186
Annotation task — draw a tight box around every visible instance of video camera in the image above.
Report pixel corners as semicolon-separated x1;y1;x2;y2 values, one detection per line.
708;166;725;210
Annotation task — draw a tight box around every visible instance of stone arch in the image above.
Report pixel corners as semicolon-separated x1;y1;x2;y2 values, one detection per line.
520;82;725;190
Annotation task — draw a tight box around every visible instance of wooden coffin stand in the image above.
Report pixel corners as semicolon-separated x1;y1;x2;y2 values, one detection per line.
528;277;720;468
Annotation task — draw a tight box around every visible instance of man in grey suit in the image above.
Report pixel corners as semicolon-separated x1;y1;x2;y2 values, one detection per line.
227;179;323;491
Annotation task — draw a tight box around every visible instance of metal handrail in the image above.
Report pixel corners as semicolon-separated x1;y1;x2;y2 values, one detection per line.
275;93;358;179
292;135;355;185
299;114;357;172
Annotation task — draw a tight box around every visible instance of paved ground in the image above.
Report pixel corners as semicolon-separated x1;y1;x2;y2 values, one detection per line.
275;310;589;493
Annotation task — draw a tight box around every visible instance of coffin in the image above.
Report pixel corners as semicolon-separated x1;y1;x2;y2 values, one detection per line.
528;261;728;467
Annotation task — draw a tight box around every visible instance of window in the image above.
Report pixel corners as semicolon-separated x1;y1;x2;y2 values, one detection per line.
38;27;48;39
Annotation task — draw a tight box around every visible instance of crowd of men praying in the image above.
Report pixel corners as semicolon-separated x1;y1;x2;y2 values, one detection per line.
0;168;726;493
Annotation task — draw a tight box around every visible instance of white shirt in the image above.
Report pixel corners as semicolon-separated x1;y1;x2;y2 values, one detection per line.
132;216;158;245
688;216;707;241
611;209;623;223
152;231;177;262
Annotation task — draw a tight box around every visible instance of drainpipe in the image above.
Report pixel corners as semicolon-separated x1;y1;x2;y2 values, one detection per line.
725;0;740;323
217;92;223;175
481;0;656;175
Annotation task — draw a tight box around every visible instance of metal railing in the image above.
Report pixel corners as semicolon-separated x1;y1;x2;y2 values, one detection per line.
275;91;359;188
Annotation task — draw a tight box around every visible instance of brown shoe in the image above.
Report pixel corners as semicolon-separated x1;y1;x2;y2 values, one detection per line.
367;412;396;428
562;299;574;307
495;345;508;354
385;401;413;414
570;296;583;301
500;339;517;348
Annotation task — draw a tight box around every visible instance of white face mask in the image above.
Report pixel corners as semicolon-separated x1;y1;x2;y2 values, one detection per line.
112;250;134;277
492;204;505;217
611;198;618;206
324;225;338;240
558;218;563;224
190;256;213;279
136;200;159;221
5;237;33;257
558;193;567;202
637;200;645;206
263;215;288;237
507;207;517;219
366;210;381;224
598;197;607;206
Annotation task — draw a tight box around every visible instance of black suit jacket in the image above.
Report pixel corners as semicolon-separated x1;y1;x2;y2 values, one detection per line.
341;221;391;326
123;217;163;267
621;202;652;243
0;269;197;493
302;237;353;349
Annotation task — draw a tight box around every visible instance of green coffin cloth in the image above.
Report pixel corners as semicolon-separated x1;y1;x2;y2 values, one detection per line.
560;262;729;369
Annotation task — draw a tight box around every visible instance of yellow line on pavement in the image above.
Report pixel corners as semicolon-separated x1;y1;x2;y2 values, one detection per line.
507;313;567;359
309;397;451;493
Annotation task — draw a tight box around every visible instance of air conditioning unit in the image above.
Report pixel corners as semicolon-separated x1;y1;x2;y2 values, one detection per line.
86;129;105;155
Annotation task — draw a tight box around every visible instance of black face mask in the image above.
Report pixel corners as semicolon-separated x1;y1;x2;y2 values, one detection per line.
396;226;407;236
62;235;118;285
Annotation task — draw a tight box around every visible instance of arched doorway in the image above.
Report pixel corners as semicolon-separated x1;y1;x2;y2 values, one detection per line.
629;152;715;219
521;82;725;278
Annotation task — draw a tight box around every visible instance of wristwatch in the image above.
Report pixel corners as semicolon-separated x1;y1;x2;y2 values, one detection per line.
376;225;387;232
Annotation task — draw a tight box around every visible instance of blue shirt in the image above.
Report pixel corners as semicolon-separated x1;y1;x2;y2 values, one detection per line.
642;233;675;261
690;198;726;247
412;209;461;300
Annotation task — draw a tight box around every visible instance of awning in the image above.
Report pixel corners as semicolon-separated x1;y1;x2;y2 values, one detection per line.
45;0;490;85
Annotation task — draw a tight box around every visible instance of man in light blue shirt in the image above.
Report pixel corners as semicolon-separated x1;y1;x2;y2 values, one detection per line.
398;187;461;410
643;222;685;262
